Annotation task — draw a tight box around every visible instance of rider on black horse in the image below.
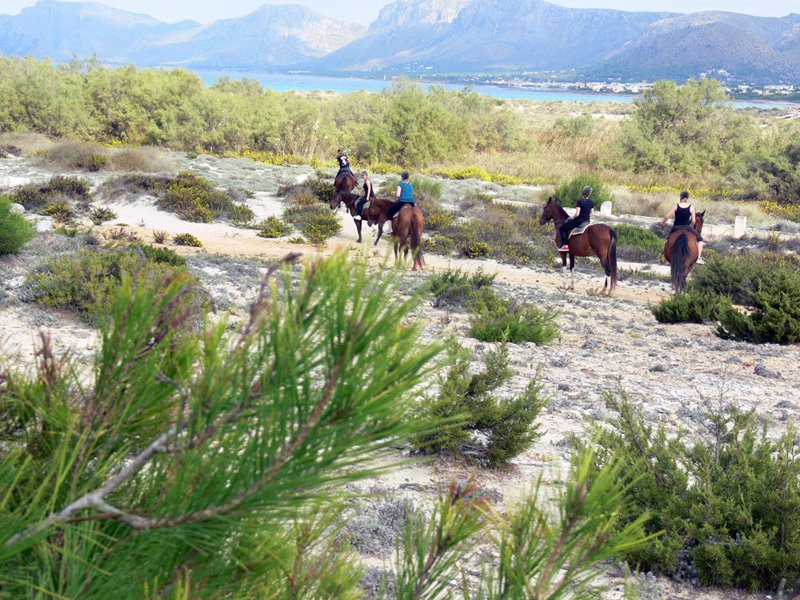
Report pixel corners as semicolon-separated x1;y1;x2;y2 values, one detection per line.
559;186;594;251
354;171;376;221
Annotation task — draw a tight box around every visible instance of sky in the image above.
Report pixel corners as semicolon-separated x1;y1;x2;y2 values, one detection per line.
0;0;797;24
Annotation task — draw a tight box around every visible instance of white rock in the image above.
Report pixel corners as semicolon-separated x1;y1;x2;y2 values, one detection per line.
9;203;25;215
600;201;613;216
34;217;53;233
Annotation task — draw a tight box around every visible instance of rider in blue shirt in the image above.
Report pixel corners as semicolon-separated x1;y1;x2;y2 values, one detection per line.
385;172;415;233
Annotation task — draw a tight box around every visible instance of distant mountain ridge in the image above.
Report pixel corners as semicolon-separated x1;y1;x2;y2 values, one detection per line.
1;0;799;82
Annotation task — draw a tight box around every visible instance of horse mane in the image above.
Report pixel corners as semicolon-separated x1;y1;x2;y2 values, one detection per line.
551;201;569;220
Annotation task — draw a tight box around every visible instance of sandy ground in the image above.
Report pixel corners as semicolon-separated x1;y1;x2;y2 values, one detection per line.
2;154;798;599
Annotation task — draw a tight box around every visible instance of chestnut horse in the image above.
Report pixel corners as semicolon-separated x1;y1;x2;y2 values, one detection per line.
380;204;425;270
664;211;705;293
334;172;357;194
329;191;392;244
539;197;618;292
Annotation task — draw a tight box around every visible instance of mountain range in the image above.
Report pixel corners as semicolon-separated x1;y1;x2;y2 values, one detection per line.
1;0;799;82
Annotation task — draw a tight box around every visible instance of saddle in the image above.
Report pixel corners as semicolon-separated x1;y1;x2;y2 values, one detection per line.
569;222;593;238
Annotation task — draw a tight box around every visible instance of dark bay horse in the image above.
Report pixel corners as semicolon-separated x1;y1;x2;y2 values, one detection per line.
664;211;705;293
386;205;425;270
329;191;392;244
539;197;618;292
334;172;356;194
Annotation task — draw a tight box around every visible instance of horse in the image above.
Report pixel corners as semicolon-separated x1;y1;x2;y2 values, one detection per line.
334;172;356;194
329;191;393;244
539;197;618;292
663;211;705;293
386;204;425;270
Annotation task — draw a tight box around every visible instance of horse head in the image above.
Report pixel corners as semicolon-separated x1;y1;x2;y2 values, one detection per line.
329;191;342;211
539;197;555;225
696;210;706;233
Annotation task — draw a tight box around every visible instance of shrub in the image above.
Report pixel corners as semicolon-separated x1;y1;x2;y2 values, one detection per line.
651;290;723;324
173;233;203;247
227;202;256;228
136;244;186;267
589;392;800;591
104;227;140;243
0;197;34;255
40;199;75;223
552;174;613;208
37;141;109;171
159;172;229;223
469;290;559;345
152;230;169;244
110;147;171;172
89;207;117;225
461;239;490;259
716;270;800;345
552;114;594;138
301;211;341;244
615;224;664;262
413;343;545;466
257;216;291;238
428;268;495;309
13;176;91;211
422;203;455;232
24;247;193;323
102;174;171;198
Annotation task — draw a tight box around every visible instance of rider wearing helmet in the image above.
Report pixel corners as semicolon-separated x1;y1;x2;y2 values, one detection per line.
661;190;705;264
384;172;415;234
354;171;375;221
559;186;594;251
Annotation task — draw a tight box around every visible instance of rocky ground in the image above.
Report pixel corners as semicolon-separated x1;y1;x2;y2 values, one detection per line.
1;152;798;599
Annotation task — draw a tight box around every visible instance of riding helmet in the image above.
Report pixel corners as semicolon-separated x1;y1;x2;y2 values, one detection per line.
582;186;592;197
680;190;689;200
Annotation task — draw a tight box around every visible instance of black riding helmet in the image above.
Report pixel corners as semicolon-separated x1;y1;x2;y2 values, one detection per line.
582;186;592;197
680;190;689;200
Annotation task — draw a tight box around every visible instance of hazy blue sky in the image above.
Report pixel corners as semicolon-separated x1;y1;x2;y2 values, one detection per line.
1;0;797;24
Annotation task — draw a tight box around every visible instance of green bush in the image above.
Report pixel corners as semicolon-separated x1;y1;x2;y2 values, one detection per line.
615;224;664;262
717;270;800;345
13;176;91;211
421;203;455;232
173;233;203;247
102;174;171;197
227;202;256;228
25;247;193;323
89;207;117;225
469;290;559;345
257;216;291;238
552;114;594;138
154;172;254;225
428;268;495;309
651;290;723;324
552;174;613;208
0;197;34;255
136;244;186;267
301;211;341;244
413;343;545;466
589;392;800;591
461;239;490;259
40;199;75;223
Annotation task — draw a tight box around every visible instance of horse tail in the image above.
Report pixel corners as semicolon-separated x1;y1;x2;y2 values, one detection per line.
608;227;618;290
671;233;690;293
411;209;425;269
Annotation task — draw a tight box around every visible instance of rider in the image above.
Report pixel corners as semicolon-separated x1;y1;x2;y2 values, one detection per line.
354;171;375;221
336;148;353;179
385;172;415;234
558;186;594;251
661;190;705;264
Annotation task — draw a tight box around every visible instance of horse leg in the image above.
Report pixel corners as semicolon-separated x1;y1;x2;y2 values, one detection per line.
355;218;362;243
374;218;384;246
569;254;576;289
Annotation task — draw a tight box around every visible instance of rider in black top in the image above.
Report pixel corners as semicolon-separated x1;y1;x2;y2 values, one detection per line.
661;190;705;263
336;148;353;178
559;186;594;251
355;171;376;220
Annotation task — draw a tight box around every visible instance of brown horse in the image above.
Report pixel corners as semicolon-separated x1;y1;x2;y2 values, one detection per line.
664;211;705;293
329;191;393;244
334;172;356;194
387;204;425;270
539;197;618;292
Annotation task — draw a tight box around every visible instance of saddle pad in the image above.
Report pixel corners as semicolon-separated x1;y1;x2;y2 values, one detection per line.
569;223;593;238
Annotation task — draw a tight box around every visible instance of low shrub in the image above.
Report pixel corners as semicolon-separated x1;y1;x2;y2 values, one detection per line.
425;234;456;256
40;199;75;223
37;141;108;172
0;197;34;255
110;147;170;172
421;203;455;232
227;202;256;228
470;301;560;345
717;270;800;345
301;211;341;244
651;290;723;324
413;343;545;466
615;224;664;263
277;177;334;205
13;176;91;211
553;174;612;208
103;227;140;243
173;233;203;247
101;174;171;198
152;230;169;244
288;236;305;244
257;216;291;239
160;172;230;223
89;207;117;225
136;244;186;267
589;392;800;591
428;268;495;309
461;239;490;259
25;247;195;323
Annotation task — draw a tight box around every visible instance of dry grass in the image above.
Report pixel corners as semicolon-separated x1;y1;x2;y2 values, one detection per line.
0;132;54;155
109;147;173;173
